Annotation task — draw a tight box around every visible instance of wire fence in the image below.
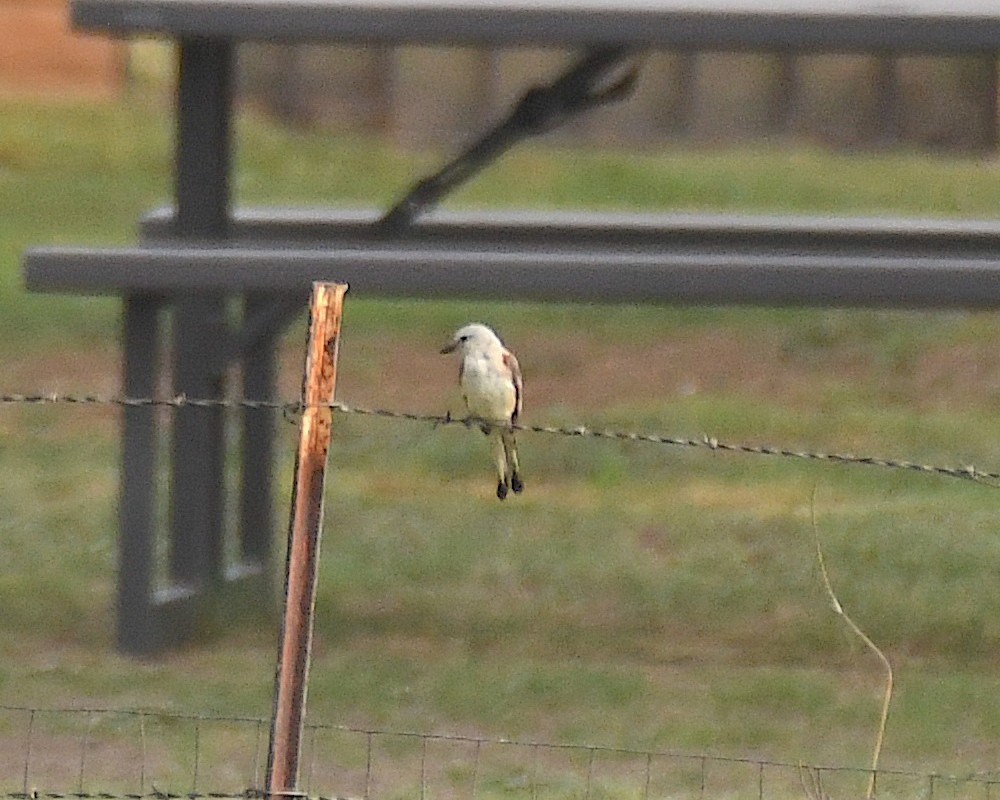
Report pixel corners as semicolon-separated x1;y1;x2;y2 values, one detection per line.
3;394;1000;799
1;705;998;800
1;392;998;489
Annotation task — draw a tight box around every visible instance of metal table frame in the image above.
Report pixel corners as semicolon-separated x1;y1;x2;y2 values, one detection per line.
33;0;1000;654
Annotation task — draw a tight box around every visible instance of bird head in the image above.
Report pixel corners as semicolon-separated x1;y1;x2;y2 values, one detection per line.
440;323;503;356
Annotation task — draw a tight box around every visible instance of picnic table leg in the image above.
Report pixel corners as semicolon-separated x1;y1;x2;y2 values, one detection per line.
131;38;285;645
118;295;163;654
168;37;234;593
118;296;199;654
170;301;228;589
175;38;232;238
240;293;280;576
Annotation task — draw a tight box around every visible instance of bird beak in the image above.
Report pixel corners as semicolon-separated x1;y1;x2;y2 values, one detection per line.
440;340;458;354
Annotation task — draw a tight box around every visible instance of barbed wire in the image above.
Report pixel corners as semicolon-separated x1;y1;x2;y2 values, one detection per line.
1;392;997;487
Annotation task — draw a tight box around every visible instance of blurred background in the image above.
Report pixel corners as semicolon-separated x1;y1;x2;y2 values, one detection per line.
3;2;1000;798
4;0;998;152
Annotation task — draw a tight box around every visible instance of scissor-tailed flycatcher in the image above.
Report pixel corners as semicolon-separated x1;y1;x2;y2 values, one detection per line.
441;323;524;500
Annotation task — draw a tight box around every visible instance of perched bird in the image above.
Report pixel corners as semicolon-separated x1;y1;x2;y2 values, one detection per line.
440;323;524;500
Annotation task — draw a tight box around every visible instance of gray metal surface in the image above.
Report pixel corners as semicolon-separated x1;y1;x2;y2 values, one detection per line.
72;0;1000;50
119;296;170;655
139;206;1000;256
24;242;1000;309
162;38;237;655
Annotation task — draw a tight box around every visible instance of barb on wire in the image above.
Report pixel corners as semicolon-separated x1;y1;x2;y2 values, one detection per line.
0;394;288;412
1;392;997;487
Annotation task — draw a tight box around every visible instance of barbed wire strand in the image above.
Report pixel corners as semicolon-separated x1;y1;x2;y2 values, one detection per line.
1;392;997;487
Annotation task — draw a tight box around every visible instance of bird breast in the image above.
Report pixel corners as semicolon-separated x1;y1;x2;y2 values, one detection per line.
461;353;517;422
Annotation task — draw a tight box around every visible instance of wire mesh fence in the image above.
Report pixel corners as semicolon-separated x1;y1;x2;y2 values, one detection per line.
1;706;997;800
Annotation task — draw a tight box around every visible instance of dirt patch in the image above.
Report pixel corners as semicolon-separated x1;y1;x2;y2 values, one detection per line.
333;326;1000;418
0;730;160;792
331;329;790;415
1;344;119;439
10;318;1000;439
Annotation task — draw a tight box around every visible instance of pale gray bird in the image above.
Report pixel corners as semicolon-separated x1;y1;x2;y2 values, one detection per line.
441;323;524;500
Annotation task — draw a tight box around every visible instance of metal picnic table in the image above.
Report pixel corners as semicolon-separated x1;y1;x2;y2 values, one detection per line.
23;0;1000;655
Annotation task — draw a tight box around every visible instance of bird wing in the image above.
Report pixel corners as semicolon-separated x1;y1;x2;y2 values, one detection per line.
502;348;523;424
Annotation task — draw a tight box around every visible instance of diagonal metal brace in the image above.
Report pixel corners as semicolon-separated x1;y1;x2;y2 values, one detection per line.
380;46;639;231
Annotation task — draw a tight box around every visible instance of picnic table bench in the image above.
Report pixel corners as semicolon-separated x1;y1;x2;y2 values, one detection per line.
22;0;1000;655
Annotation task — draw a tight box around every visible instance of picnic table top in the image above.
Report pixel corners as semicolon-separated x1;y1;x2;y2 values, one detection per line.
71;0;1000;50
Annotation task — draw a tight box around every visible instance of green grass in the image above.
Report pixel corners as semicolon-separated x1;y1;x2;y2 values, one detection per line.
3;93;1000;797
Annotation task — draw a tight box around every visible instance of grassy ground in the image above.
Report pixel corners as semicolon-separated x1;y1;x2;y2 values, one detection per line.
3;92;1000;797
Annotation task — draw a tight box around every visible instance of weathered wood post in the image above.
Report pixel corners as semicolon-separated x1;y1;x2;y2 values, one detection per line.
266;281;348;799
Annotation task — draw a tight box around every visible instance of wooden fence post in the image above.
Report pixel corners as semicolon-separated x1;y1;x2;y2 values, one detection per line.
266;281;348;799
